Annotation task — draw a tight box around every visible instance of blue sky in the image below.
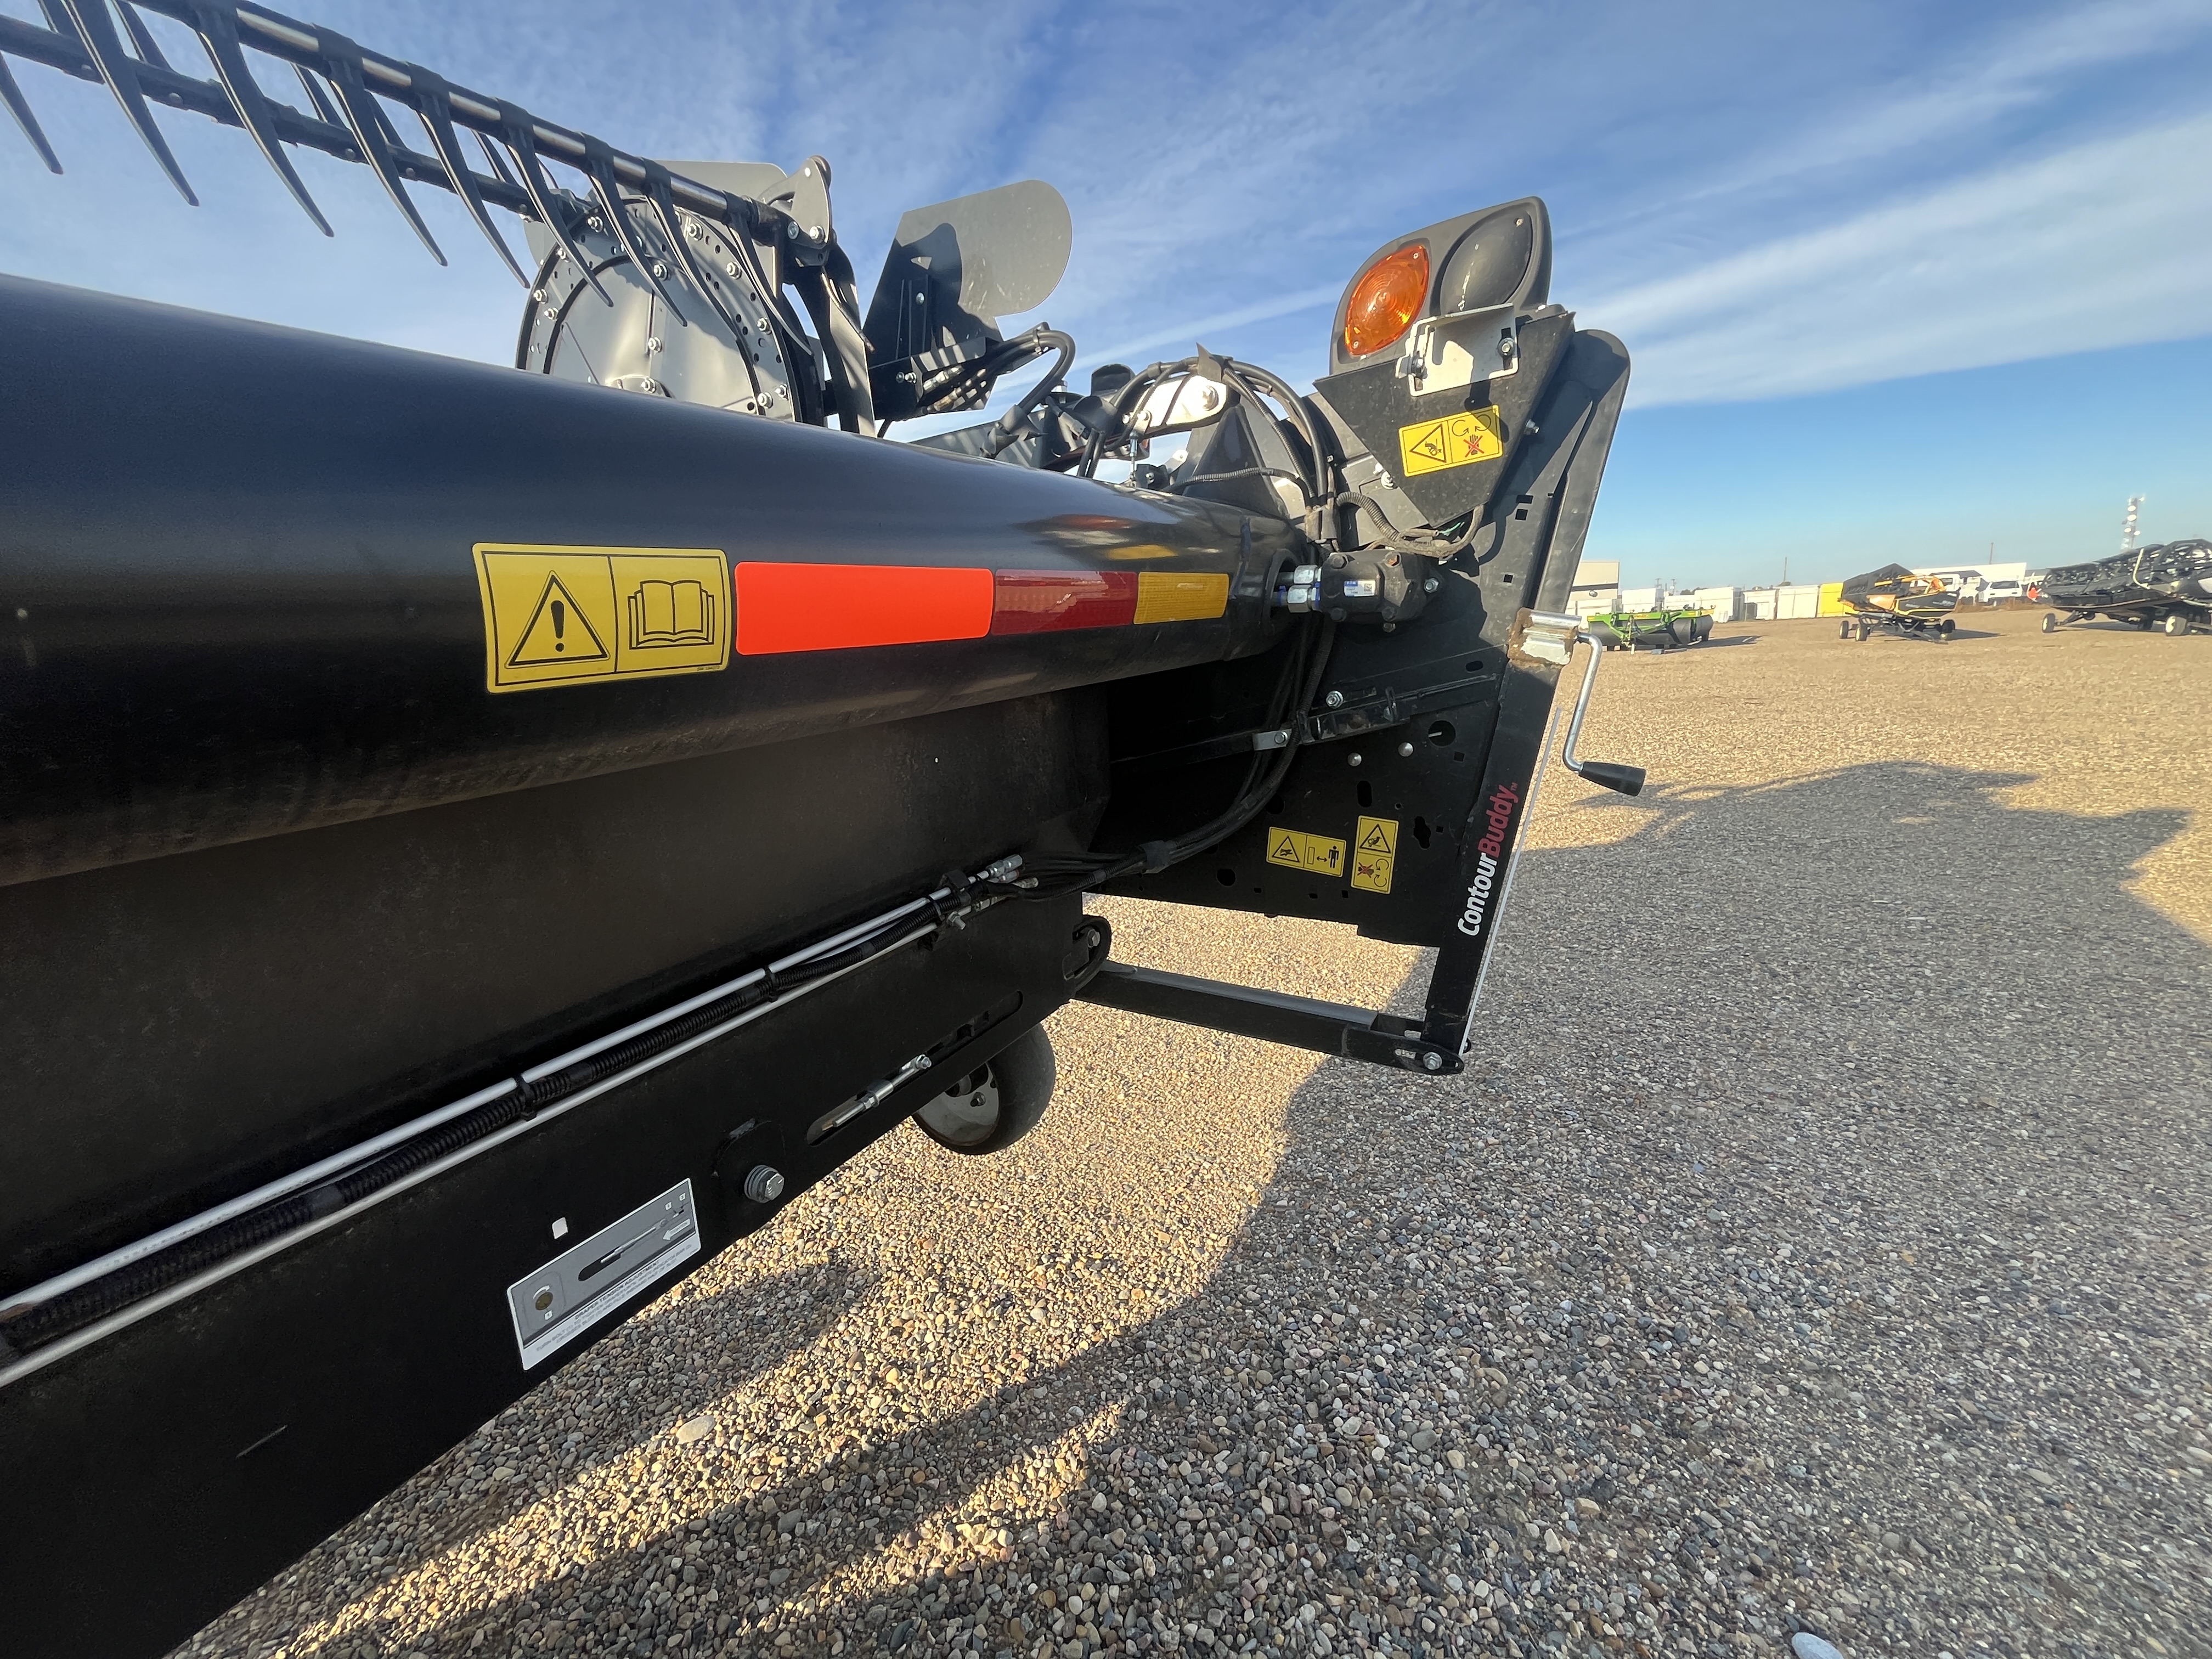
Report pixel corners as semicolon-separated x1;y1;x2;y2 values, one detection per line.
4;0;2209;586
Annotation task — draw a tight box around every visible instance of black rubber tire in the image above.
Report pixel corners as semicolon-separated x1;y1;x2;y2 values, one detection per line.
1839;619;1851;639
2041;612;2057;634
912;1024;1056;1156
2164;612;2189;637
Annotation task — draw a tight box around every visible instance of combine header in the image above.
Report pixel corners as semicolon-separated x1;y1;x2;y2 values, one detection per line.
0;5;1641;1651
2037;540;2212;635
1834;563;1959;641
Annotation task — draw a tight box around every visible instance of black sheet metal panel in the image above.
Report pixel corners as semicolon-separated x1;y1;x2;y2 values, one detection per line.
0;885;1101;1659
1106;329;1630;983
0;274;1296;889
0;690;1104;1300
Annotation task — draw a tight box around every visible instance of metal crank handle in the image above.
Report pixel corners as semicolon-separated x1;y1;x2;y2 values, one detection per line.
1551;617;1647;797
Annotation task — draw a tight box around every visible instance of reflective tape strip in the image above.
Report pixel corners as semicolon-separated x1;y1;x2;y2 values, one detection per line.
735;563;994;654
1134;571;1231;623
990;570;1139;635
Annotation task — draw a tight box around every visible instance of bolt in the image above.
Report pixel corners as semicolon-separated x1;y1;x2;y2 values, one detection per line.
787;223;800;239
1525;419;1541;436
807;224;824;240
1348;752;1363;768
646;336;662;352
1424;577;1441;594
1325;690;1345;708
725;261;740;276
652;262;668;279
532;288;546;302
1398;741;1414;757
743;1166;786;1204
1421;1052;1444;1072
588;216;604;233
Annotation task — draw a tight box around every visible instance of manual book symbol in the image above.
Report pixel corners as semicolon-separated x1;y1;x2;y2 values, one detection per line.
628;578;717;650
508;573;611;668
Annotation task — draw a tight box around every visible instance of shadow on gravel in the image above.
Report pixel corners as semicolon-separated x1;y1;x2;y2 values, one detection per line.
369;760;2207;1659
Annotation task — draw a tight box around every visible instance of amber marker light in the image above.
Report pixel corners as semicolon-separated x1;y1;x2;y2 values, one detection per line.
1342;244;1430;358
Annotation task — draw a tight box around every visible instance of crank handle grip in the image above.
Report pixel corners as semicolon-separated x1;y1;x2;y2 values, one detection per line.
1570;759;1646;797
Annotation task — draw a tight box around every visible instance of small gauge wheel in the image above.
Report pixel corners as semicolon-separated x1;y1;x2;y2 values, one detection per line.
912;1026;1057;1156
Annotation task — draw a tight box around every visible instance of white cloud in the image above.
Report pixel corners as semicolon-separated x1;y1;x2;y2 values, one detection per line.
1582;110;2212;406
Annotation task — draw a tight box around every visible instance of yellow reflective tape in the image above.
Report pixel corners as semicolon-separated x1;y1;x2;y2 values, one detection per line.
1133;570;1231;623
1397;405;1504;478
476;544;730;693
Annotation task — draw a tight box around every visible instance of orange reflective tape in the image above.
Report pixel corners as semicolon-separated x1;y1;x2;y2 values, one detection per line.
735;563;994;654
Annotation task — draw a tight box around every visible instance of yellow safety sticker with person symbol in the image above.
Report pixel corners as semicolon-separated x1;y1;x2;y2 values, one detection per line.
1397;405;1504;478
1265;827;1347;877
475;544;730;692
1351;815;1399;893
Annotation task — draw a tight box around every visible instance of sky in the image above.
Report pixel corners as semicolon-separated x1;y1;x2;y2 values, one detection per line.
3;0;2209;588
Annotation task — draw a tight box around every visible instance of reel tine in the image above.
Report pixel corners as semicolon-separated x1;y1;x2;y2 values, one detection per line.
312;27;443;266
475;128;518;188
404;63;526;285
493;101;607;304
180;0;330;234
114;1;170;70
0;54;64;173
579;133;681;324
291;62;342;130
59;0;198;205
640;160;736;330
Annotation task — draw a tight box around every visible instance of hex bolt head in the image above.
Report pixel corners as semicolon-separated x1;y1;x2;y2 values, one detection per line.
1325;690;1346;708
1421;1052;1444;1072
742;1165;786;1203
1424;577;1441;594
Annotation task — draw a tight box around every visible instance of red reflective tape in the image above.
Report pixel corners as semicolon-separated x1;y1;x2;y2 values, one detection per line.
734;563;994;654
990;569;1140;635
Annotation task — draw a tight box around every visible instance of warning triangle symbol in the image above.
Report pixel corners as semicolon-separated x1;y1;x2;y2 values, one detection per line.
1270;832;1300;862
1408;422;1448;466
508;574;611;668
1359;822;1393;853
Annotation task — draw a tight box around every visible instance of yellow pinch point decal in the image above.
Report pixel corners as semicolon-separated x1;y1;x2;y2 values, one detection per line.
475;544;730;693
1352;815;1399;893
1398;405;1505;478
1133;570;1231;624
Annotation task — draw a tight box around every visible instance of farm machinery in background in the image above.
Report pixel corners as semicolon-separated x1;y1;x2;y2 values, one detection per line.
1834;563;1960;641
1583;603;1715;651
0;4;1641;1654
2035;540;2212;636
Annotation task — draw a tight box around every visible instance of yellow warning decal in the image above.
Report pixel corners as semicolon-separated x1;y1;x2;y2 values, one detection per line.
1133;570;1231;623
1265;826;1347;877
1398;405;1505;478
475;544;730;692
1352;815;1399;893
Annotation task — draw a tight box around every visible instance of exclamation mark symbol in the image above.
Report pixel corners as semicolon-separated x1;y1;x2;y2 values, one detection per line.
551;598;566;652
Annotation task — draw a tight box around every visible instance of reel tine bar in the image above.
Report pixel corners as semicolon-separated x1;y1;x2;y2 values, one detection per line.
0;0;764;297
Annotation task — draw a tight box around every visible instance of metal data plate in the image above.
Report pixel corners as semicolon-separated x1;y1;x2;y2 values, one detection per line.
505;1179;699;1369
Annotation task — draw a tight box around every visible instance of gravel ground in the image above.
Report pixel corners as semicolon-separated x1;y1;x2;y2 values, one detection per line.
182;610;2210;1659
